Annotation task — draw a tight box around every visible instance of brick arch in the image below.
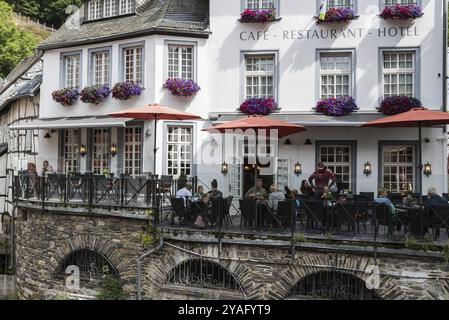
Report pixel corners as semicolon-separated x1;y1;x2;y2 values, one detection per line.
52;234;125;276
142;246;252;299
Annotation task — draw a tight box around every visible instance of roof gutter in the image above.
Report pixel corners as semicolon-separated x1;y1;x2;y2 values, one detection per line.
37;27;211;51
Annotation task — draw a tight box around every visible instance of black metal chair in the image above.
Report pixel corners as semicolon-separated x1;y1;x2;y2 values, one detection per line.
239;199;256;228
336;202;358;234
428;204;449;239
277;200;295;229
211;197;228;227
224;196;234;226
374;203;395;236
388;193;403;206
359;192;375;202
301;200;326;231
170;197;187;226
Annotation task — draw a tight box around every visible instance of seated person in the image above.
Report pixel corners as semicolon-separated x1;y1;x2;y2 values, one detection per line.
375;188;397;215
427;187;448;205
176;182;193;207
268;184;285;211
300;180;314;197
245;178;267;199
207;179;223;200
192;185;208;203
403;191;417;207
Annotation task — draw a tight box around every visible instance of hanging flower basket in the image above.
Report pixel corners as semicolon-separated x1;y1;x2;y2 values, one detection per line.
315;96;358;116
316;7;356;24
112;82;142;100
240;9;276;23
380;4;423;20
379;96;422;115
239;98;277;115
163;78;201;97
80;86;111;105
52;88;80;106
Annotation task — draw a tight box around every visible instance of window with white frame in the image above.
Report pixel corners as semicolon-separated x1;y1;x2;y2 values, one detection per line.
382;145;416;193
64;129;81;174
382;51;415;98
229;160;242;199
245;55;275;100
320;52;352;99
167;126;192;177
276;159;290;191
327;0;353;9
104;0;117;17
245;0;275;10
88;0;102;20
119;0;134;14
91;50;110;86
92;129;110;174
63;53;81;89
384;0;417;7
124;127;142;176
319;145;352;191
122;46;143;84
167;45;194;80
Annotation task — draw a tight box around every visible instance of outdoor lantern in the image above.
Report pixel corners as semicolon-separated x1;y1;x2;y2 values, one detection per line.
305;139;313;145
44;131;51;139
111;144;118;157
79;145;87;157
363;162;372;176
424;162;432;176
221;162;228;174
294;162;302;175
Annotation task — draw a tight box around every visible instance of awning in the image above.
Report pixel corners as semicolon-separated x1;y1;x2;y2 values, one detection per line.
210;112;387;127
9;116;133;130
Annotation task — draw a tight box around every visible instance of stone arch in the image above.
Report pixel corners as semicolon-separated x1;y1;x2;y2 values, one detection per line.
166;258;247;296
52;234;125;276
141;246;251;299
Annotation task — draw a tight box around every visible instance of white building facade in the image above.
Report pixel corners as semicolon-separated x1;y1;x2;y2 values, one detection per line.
17;0;448;199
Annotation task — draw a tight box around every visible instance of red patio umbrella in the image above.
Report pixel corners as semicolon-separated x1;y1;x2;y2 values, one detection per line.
110;104;202;175
203;115;306;184
362;107;449;195
202;115;306;138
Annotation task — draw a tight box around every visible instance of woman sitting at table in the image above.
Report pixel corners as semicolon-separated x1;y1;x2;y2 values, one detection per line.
268;184;285;212
192;185;209;229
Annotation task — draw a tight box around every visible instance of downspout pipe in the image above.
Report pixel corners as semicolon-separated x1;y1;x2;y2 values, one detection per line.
443;0;448;193
136;237;164;301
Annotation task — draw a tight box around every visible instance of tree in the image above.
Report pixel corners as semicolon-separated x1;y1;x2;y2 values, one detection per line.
6;0;83;28
0;1;39;78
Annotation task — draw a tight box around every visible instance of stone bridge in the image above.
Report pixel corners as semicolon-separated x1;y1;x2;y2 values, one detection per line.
14;205;449;300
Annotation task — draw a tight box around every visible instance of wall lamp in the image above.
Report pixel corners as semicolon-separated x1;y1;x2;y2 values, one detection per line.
111;144;118;157
79;145;87;157
424;162;432;176
363;162;372;176
221;162;228;174
44;131;51;139
294;162;302;175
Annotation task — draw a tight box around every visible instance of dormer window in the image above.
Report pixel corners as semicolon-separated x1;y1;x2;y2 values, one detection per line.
86;0;135;21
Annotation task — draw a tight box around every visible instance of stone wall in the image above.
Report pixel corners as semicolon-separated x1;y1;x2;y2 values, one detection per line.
14;207;449;300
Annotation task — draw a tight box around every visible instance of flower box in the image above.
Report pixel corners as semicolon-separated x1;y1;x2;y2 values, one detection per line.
80;86;111;105
163;78;201;97
52;88;80;106
240;9;276;23
379;96;422;115
315;96;358;116
317;7;356;24
380;4;423;20
112;82;142;101
239;98;277;115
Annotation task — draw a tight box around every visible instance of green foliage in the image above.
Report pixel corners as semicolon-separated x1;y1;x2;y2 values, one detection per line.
405;235;422;251
96;274;128;300
295;233;306;243
6;0;83;28
0;1;39;78
140;216;160;248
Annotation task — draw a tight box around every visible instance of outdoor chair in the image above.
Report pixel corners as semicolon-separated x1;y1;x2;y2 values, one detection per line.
301;200;326;231
428;204;449;240
170;197;187;227
277;200;295;230
374;203;395;236
239;199;256;228
358;192;375;202
336;202;358;234
388;193;403;205
211;198;228;227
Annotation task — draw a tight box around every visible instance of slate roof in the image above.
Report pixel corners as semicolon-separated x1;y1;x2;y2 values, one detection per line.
0;53;42;95
38;0;210;50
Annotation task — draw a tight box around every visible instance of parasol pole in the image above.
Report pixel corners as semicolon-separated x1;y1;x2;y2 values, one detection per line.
418;122;423;204
153;114;159;225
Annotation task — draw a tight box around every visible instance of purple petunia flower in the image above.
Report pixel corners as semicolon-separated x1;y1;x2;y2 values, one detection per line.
317;7;355;24
80;86;111;105
52;88;80;106
112;82;142;101
163;78;201;97
239;98;277;115
315;96;358;116
380;4;423;20
240;9;276;23
378;96;422;115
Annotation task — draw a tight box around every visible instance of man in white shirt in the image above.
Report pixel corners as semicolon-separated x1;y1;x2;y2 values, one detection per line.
176;182;193;206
